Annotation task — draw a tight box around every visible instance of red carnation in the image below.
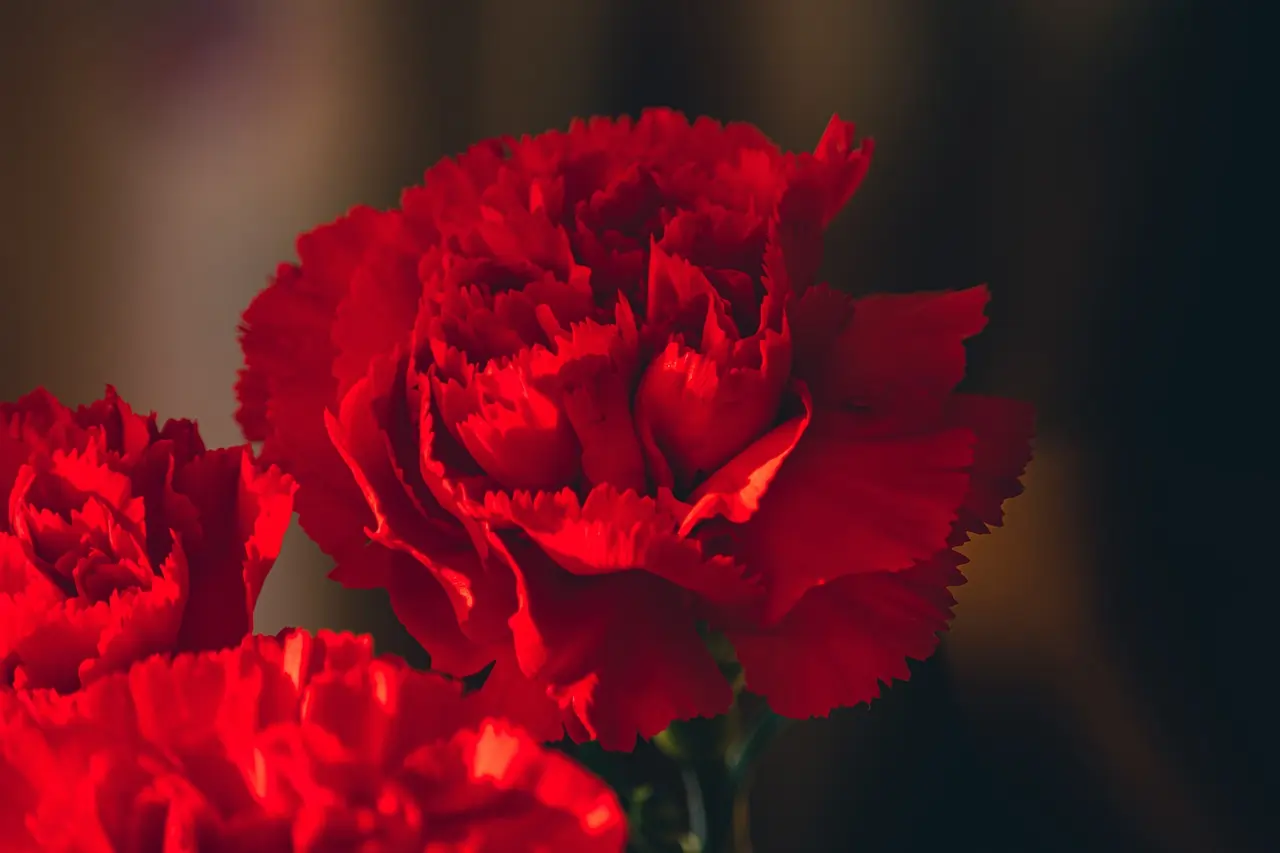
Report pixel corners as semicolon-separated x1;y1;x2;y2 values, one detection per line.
1;387;294;692
0;630;626;853
237;110;1033;749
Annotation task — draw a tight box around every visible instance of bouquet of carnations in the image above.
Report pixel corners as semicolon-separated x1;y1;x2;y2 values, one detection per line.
1;110;1032;852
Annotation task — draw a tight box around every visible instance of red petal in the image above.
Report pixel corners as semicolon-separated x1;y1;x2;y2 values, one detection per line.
7;629;616;851
577;164;666;246
680;382;813;533
496;535;732;750
759;117;872;301
945;394;1036;538
237;457;297;619
383;548;495;677
559;358;647;493
485;485;670;575
1;388;73;441
418;719;625;850
727;550;966;718
466;653;566;744
330;246;421;402
644;241;726;330
237;206;389;440
0;701;113;851
39;443;136;520
709;147;789;216
71;386;154;459
486;484;752;600
296;652;477;762
237;261;332;444
388;665;488;756
401;140;506;238
0;709;41;849
153;418;207;469
1;505;189;692
1;534;70;688
809;114;875;226
3;605;106;693
473;204;577;280
236;209;401;569
78;538;189;686
538;304;646;494
824;286;991;418
760;196;822;305
325;355;516;646
444;356;582;492
168;447;294;653
734;410;975;623
657;207;766;285
788;284;855;387
635;325;791;488
127;639;262;751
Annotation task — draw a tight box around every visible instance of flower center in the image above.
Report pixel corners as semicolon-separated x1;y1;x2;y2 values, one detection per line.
72;549;152;604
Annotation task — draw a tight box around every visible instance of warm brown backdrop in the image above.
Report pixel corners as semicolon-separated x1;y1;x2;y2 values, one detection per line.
2;3;1268;851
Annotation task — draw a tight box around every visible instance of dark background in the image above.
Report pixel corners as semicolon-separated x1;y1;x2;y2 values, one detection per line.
2;2;1270;850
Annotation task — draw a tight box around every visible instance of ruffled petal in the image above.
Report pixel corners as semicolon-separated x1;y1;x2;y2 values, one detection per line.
236;209;406;567
679;383;812;533
434;353;583;492
466;653;567;744
823;286;991;418
484;486;669;572
534;301;646;493
78;538;189;686
401;140;507;238
237;206;392;440
759;116;872;302
325;353;516;646
637;247;792;488
70;386;154;459
4;630;619;850
644;241;728;333
0;706;111;852
1;534;70;687
485;484;755;604
2;521;190;693
330;245;422;401
495;534;731;750
945;394;1036;539
636;329;791;487
167;447;294;653
808;114;876;226
733;410;975;623
383;548;495;677
788;283;855;386
417;719;625;850
726;550;966;718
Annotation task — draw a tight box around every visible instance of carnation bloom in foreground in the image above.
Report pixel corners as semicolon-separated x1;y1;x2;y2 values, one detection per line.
0;629;626;852
0;387;294;692
237;109;1035;749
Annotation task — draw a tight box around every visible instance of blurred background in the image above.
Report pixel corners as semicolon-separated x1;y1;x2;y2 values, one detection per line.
1;2;1269;850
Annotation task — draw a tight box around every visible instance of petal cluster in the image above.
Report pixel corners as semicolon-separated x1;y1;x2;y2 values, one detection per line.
237;109;1033;749
1;388;295;692
0;630;625;852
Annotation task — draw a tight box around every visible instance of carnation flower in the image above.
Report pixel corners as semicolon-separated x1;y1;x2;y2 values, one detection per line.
236;110;1033;749
1;387;294;692
0;630;625;852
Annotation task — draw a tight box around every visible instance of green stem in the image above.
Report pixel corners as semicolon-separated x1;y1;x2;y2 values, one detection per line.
726;711;790;791
681;766;710;845
676;709;791;853
684;757;735;853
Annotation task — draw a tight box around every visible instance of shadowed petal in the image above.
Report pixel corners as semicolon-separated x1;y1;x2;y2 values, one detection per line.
734;410;974;624
727;550;966;718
